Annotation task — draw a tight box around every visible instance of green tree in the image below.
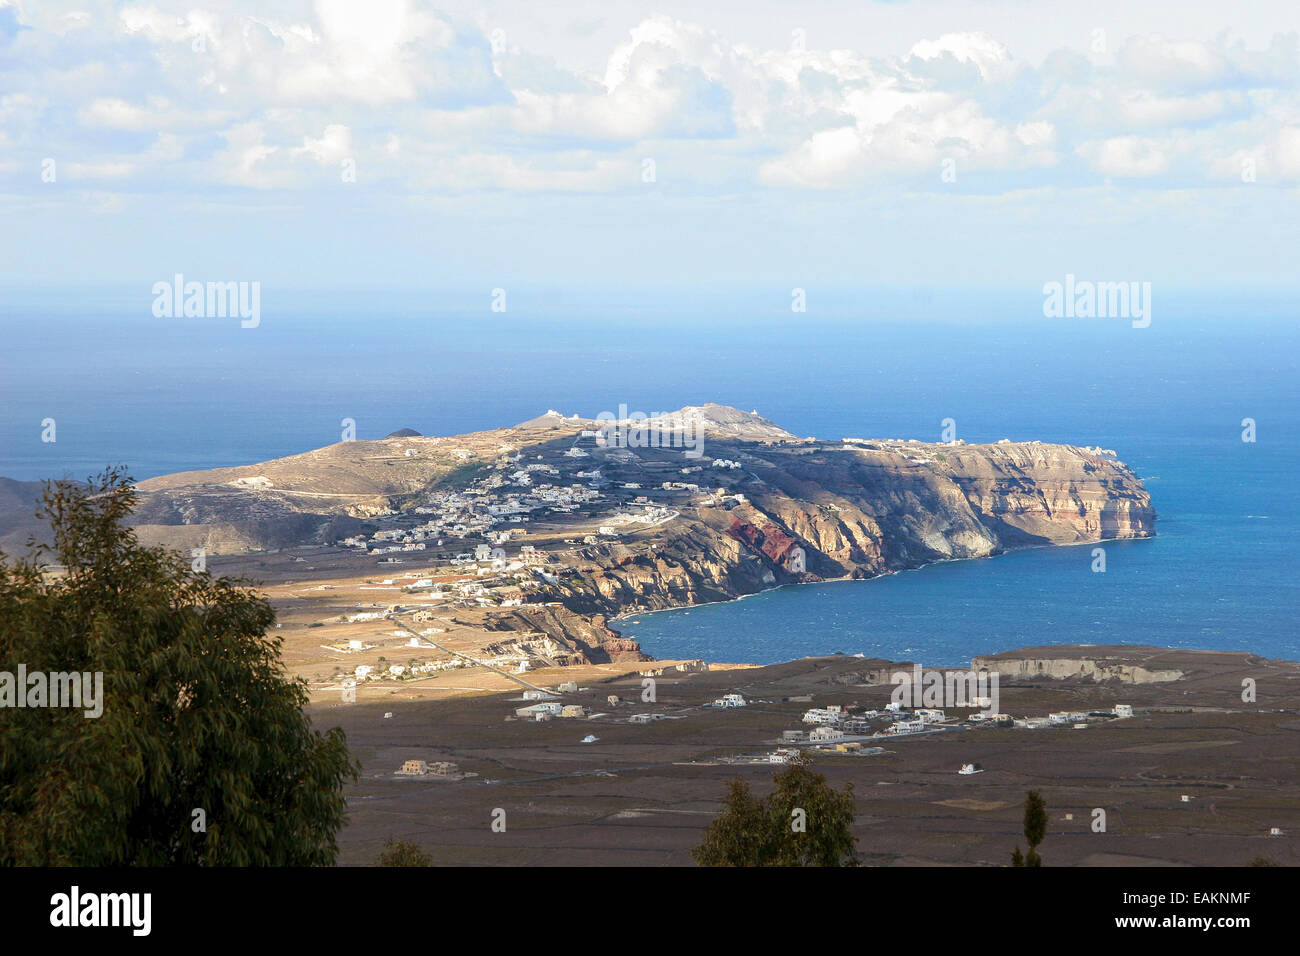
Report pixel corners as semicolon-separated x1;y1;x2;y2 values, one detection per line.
0;469;359;865
693;755;858;866
375;837;431;867
1011;789;1048;867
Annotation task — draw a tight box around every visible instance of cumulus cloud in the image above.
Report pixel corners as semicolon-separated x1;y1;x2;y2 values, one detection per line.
1078;135;1173;177
1;1;1300;198
905;32;1020;86
1117;34;1236;92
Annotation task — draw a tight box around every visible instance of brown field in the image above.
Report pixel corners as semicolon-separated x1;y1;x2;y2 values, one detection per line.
314;653;1300;867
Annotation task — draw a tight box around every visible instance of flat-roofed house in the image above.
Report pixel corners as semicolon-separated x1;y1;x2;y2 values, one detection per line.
810;726;844;742
515;702;562;718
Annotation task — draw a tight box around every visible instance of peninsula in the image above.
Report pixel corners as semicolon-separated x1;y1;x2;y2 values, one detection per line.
1;404;1156;696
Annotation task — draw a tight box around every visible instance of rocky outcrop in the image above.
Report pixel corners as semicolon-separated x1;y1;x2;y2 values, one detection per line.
973;647;1185;683
485;606;649;663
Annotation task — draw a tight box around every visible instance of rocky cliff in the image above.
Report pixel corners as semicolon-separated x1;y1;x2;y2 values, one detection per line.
515;438;1154;631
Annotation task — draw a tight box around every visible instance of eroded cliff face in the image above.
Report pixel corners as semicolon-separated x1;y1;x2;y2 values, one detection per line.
527;441;1154;639
973;647;1186;683
743;440;1154;555
935;444;1154;543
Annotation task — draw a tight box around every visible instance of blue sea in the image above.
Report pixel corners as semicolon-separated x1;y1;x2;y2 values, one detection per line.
2;284;1297;663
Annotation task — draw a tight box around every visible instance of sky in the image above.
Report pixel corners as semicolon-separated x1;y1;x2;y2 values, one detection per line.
2;0;1300;293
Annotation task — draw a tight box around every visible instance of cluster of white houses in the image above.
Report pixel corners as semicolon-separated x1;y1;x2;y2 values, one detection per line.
333;442;752;600
338;431;759;566
1007;704;1134;729
784;702;1138;741
514;700;590;721
711;693;747;708
797;702;951;737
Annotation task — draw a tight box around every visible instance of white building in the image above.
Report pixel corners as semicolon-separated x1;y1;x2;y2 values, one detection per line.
1015;718;1050;729
888;719;925;735
515;702;562;718
713;693;747;708
810;726;844;742
1113;704;1134;718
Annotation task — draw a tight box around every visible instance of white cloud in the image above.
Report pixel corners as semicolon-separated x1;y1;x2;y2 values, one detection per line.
1113;89;1247;128
906;32;1019;85
293;123;352;166
1078;135;1173;177
78;96;233;131
118;0;504;108
1;2;1299;198
1117;35;1235;92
